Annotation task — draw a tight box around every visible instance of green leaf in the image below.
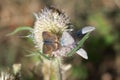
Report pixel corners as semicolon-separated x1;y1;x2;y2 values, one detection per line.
25;50;40;57
67;33;90;56
38;51;51;60
25;53;40;57
25;50;51;60
7;26;33;36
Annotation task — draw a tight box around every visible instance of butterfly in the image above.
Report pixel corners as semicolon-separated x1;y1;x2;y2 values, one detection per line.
42;31;60;54
59;26;95;59
60;31;88;59
42;26;95;58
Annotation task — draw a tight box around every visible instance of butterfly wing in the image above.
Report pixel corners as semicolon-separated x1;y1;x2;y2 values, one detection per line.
60;31;75;46
76;26;95;36
82;26;95;34
42;31;59;54
76;48;88;59
43;44;53;54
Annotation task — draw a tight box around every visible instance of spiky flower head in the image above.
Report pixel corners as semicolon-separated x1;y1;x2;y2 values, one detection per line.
33;7;72;52
0;71;14;80
12;64;21;75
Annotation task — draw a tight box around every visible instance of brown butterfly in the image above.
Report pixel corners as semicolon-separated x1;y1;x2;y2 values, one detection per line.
42;31;60;54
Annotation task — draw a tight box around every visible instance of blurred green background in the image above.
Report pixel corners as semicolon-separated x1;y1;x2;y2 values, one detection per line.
0;0;120;80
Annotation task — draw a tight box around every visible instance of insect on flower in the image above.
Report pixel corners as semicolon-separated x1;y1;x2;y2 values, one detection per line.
42;31;60;54
33;7;72;53
52;26;95;59
32;6;95;59
61;31;88;59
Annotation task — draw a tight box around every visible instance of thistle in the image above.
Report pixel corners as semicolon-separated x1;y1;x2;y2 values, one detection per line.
33;7;72;54
32;7;74;80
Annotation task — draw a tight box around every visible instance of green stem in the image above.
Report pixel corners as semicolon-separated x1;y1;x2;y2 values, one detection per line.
57;57;63;80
